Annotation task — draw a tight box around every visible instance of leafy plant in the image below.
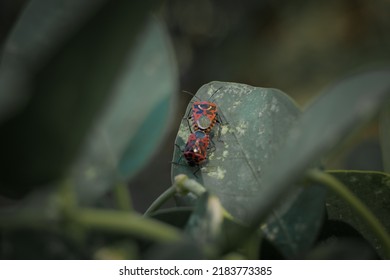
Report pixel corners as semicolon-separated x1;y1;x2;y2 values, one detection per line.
1;0;390;260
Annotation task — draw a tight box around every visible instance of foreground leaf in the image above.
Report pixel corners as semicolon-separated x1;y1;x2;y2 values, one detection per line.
262;184;326;258
0;0;159;198
326;170;390;258
72;18;177;205
0;0;107;123
246;69;390;230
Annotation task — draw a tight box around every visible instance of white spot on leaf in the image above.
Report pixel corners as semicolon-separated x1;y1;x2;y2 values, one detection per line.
207;167;227;180
221;125;229;135
270;97;280;112
235;120;248;136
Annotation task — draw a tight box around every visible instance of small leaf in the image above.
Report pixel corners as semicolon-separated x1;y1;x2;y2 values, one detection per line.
326;170;390;259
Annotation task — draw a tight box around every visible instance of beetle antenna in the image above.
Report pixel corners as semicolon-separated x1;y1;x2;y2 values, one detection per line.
182;90;201;101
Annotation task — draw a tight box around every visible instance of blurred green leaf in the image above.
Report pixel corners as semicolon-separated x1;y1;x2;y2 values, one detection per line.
221;219;260;259
246;69;390;230
262;184;326;258
380;105;390;173
172;81;301;222
72;18;177;205
0;0;28;46
0;0;161;198
306;238;379;260
326;170;390;259
0;0;107;122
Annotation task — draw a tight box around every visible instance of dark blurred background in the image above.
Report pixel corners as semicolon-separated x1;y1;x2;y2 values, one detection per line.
130;0;389;212
1;0;389;212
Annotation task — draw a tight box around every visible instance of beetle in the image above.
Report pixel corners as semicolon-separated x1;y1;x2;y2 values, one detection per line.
172;130;215;177
183;130;211;167
185;87;227;135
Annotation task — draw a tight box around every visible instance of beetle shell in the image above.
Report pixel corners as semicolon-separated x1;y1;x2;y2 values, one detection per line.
183;130;210;166
191;101;218;134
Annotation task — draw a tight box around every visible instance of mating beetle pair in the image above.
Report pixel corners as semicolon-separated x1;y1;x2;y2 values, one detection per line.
178;87;226;171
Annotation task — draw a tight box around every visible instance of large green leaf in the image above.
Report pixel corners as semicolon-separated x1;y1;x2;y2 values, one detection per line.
0;0;159;198
71;18;177;205
326;170;390;259
171;82;327;257
184;70;390;255
172;81;301;222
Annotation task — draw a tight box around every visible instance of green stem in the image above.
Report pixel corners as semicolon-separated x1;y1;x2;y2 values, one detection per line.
174;174;207;196
58;178;78;219
0;212;56;230
0;207;183;244
113;181;132;211
307;169;390;259
76;208;183;243
174;174;235;221
144;186;176;216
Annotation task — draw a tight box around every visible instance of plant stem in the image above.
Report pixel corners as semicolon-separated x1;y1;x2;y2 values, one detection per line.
144;186;176;216
59;179;78;219
76;208;183;243
307;169;390;259
0;207;183;244
113;181;132;211
174;174;207;196
174;174;234;220
0;212;55;230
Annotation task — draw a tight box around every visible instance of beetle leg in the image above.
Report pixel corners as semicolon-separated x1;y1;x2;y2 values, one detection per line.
216;109;228;125
208;137;216;153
